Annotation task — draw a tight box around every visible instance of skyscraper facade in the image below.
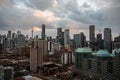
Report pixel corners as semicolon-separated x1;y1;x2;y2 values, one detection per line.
104;28;112;52
96;33;104;50
114;35;120;49
15;34;25;48
7;31;12;39
74;32;86;48
64;29;70;48
56;28;64;46
41;24;46;40
89;25;95;50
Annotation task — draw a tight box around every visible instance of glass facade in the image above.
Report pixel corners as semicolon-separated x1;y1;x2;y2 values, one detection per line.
76;53;82;69
87;60;91;69
107;61;113;73
97;60;101;74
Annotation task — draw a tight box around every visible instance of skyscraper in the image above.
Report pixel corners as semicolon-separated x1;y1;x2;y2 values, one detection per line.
74;32;86;48
7;31;12;39
41;24;46;40
104;28;112;52
89;25;95;50
64;29;70;48
56;28;64;46
96;33;104;50
114;35;120;48
15;34;25;48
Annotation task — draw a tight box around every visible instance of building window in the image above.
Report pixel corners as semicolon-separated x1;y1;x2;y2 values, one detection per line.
87;60;91;69
84;54;89;58
31;41;34;48
107;61;113;73
76;53;82;69
97;60;101;74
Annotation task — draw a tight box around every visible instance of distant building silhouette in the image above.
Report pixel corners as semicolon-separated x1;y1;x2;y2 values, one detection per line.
114;35;120;49
104;28;112;52
41;24;46;40
89;25;95;51
64;29;70;48
7;31;12;39
96;33;104;50
74;32;86;48
56;28;64;46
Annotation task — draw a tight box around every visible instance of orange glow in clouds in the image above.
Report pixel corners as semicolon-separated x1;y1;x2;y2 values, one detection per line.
33;26;41;31
33;10;60;23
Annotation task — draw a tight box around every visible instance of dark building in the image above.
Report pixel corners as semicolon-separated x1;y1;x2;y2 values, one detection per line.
41;24;46;40
89;25;95;51
69;39;74;48
0;35;7;51
7;30;12;39
96;33;104;50
56;28;64;46
104;28;112;52
114;35;120;49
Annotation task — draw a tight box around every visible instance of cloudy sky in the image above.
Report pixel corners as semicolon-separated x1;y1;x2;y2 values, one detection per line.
0;0;120;39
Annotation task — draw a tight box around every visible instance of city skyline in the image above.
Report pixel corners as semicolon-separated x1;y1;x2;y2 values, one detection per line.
0;0;120;80
0;0;120;39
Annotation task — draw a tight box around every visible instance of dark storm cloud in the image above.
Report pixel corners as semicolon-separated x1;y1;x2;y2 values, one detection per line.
0;6;42;30
67;10;104;25
0;0;120;37
101;7;120;33
55;0;104;25
0;0;59;31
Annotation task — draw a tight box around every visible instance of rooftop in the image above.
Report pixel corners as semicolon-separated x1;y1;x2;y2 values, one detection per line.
116;48;120;53
92;50;115;57
76;47;92;53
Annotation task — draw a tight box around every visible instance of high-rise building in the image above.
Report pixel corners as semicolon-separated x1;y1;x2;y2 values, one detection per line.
1;35;7;51
17;31;21;35
31;28;33;39
41;24;46;40
15;34;25;48
7;31;12;39
64;29;70;48
30;40;48;72
56;28;64;46
96;33;104;50
7;31;12;49
69;39;74;48
89;25;95;50
114;35;120;49
74;32;86;48
104;28;112;52
12;33;15;39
